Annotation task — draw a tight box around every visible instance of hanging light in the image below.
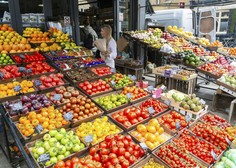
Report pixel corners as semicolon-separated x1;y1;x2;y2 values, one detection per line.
0;0;8;4
38;4;43;7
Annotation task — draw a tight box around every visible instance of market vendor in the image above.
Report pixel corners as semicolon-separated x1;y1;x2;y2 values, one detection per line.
99;24;117;69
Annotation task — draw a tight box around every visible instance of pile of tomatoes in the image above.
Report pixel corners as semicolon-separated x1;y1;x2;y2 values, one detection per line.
158;111;188;131
89;134;145;168
173;130;222;164
139;98;168;115
12;52;45;63
201;113;231;129
121;86;148;101
190;122;234;150
155;143;202;168
111;107;149;128
54;155;102;168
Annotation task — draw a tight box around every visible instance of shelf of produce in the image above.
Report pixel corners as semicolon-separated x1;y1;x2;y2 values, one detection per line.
45;86;86;108
64;69;99;84
73;116;123;147
77;78;114;98
92;91;131;113
189;121;234;151
217;80;236;97
130;154;169;168
107;106;151;132
128;118;175;152
25;128;88;168
57;97;104;128
196;67;221;79
132;98;169;118
172;129;224;166
153;141;209;168
2;93;54;122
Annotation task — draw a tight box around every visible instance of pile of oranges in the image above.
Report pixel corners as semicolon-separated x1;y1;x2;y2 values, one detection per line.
0;80;35;98
17;106;69;137
210;40;223;47
24;28;53;43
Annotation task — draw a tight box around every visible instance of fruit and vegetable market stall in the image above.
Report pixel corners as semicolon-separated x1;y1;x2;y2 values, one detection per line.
0;24;236;168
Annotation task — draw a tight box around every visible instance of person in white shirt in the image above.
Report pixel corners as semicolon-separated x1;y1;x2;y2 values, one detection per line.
99;25;117;69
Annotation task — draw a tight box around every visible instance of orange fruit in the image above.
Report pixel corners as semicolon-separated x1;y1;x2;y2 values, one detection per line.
42;121;49;128
17;124;25;130
19;117;27;124
55;122;62;128
48;124;56;130
32;119;39;126
146;141;155;149
48;112;55;119
62;120;68;125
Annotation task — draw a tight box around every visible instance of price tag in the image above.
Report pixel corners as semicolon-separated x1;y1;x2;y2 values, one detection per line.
38;153;50;163
225;137;231;146
147;106;156;114
26;68;32;74
111;68;116;73
53;94;61;101
34;79;42;86
182;76;188;80
35;124;44;134
19;54;25;59
211;150;218;160
155;88;162;98
18;67;26;72
126;93;132;99
12;102;23;111
110;80;116;86
147;86;154;92
14;85;22;92
50;51;57;56
185;115;191;122
160;85;166;91
164;70;172;77
0;72;4;78
176;122;181;130
165;99;171;106
180;109;186;115
63;112;74;121
84;134;93;143
200;99;206;105
131;75;137;81
140;142;148;150
128;74;132;78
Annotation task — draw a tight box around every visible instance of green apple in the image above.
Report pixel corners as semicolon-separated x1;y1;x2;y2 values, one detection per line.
34;140;43;147
70;135;80;144
58;146;66;155
57;154;65;161
49;147;58;157
33;153;39;159
43;141;50;151
67;130;74;137
45;161;51;166
72;144;81;152
65;142;73;151
36;147;45;155
55;133;63;141
50;156;58;164
61;137;69;145
64;151;71;157
43;134;51;141
49;130;57;137
59;128;66;135
48;138;57;146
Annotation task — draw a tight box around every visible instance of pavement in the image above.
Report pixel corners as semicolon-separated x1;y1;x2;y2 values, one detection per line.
0;74;235;168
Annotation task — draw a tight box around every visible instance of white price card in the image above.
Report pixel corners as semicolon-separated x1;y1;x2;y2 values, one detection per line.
84;134;93;143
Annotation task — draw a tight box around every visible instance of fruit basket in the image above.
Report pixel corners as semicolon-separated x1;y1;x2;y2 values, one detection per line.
92;91;131;113
2;93;53;122
57;96;104;128
129;118;174;152
64;68;98;83
199;112;231;129
78;79;114;97
107;105;150;132
131;154;169;168
157;110;194;133
153;141;208;168
172;129;224;166
33;73;68;91
104;73;135;90
11;52;46;64
133;98;169;118
120;86;151;104
189;121;234;151
14;106;71;142
46;86;85;107
26;128;87;168
74;116;123;146
0;79;38;102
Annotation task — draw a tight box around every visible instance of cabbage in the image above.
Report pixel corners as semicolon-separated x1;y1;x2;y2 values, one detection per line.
224;150;236;164
221;157;236;168
213;162;225;168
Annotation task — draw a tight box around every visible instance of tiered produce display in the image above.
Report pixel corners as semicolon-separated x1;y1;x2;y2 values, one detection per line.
1;24;236;168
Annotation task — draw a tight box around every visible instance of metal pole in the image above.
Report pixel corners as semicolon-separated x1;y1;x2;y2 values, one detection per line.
69;0;80;45
8;0;23;34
